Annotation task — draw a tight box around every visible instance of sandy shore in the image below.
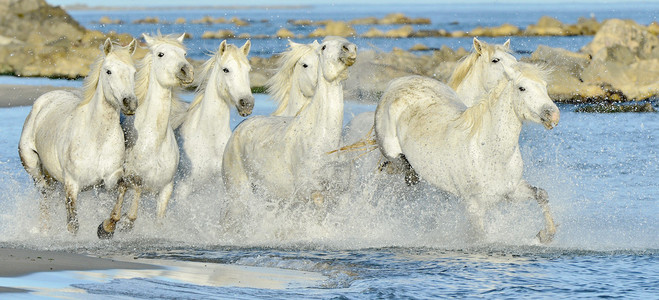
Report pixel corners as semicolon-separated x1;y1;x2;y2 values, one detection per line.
0;84;75;107
0;247;158;293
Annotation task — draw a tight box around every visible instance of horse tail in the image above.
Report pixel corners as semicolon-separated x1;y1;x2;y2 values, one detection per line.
327;124;378;160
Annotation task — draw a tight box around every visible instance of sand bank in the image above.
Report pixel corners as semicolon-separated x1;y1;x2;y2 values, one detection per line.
0;85;75;108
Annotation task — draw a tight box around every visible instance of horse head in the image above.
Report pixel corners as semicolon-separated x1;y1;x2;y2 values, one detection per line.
215;40;254;117
504;62;560;130
291;40;321;99
318;36;357;82
472;38;517;93
143;33;194;87
99;38;138;115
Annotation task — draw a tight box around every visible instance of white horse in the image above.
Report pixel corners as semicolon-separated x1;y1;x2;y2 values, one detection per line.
343;38;517;184
267;40;320;117
222;37;357;203
175;40;253;199
98;33;193;238
18;38;138;234
374;62;560;243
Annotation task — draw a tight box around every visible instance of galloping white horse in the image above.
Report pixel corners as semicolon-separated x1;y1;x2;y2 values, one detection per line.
374;62;560;243
98;33;193;238
19;38;138;234
267;40;320;116
175;40;253;199
344;38;517;184
222;37;357;202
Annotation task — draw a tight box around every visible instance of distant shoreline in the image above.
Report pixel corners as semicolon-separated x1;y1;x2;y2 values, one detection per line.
62;4;312;11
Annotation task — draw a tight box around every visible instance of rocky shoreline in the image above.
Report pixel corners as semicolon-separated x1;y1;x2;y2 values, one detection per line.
1;0;658;103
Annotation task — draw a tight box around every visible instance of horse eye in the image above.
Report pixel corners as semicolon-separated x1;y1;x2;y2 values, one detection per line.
157;52;164;58
106;70;112;75
223;68;230;73
321;45;326;51
302;63;308;68
492;58;500;63
519;86;526;91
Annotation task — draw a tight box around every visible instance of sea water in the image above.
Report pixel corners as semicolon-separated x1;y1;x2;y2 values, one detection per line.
0;2;658;298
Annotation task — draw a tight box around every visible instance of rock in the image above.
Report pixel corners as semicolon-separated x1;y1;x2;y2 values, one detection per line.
524;16;568;36
308;21;356;37
450;30;468;38
361;27;385;38
231;17;249;26
470;23;521;37
647;21;659;35
582;19;659;60
98;16;122;24
132;17;161;24
379;13;430;25
275;28;295;39
384;25;414;38
411;29;448;37
175;17;186;24
201;30;235;39
350;17;379;25
410;43;429;51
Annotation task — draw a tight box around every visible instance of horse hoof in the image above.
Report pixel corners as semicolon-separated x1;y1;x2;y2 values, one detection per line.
97;222;114;239
67;221;79;235
537;229;555;244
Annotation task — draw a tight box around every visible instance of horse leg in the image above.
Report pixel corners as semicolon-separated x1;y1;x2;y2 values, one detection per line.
97;178;127;239
120;184;141;232
64;181;80;234
465;198;487;239
156;182;174;219
513;181;557;244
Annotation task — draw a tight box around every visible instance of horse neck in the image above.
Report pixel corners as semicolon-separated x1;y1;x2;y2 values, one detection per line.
455;66;486;107
287;78;310;116
190;68;232;131
472;86;522;157
134;75;173;140
295;71;344;147
82;80;120;125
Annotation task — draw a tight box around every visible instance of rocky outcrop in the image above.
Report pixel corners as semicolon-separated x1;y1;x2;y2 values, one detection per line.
524;19;659;102
0;0;135;78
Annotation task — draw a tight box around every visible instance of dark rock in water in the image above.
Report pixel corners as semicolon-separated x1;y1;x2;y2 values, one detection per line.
574;102;657;113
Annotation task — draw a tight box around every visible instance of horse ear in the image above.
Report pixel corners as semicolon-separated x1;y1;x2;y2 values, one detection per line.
218;40;227;55
128;39;137;55
177;33;186;43
503;39;511;49
473;37;483;55
143;33;154;45
103;38;113;55
241;40;251;56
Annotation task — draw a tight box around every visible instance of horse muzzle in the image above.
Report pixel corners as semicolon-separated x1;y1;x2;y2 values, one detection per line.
121;95;138;115
177;64;194;85
340;43;357;66
236;96;254;117
541;107;560;130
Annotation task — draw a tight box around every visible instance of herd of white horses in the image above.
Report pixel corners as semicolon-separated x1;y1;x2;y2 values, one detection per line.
18;33;559;243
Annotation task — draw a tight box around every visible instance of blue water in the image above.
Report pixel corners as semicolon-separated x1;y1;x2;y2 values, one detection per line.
0;2;658;299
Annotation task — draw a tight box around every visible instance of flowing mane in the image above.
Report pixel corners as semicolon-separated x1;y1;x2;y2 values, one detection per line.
448;41;512;90
135;33;186;106
188;44;250;111
457;62;549;136
79;43;133;107
266;41;319;116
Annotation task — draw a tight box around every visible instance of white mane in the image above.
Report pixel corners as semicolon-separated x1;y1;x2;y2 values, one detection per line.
266;41;319;116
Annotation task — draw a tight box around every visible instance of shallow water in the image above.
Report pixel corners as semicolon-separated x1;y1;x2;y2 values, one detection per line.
0;91;657;298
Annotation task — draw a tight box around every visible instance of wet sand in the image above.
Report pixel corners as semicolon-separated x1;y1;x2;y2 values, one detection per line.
0;247;158;293
0;84;75;107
